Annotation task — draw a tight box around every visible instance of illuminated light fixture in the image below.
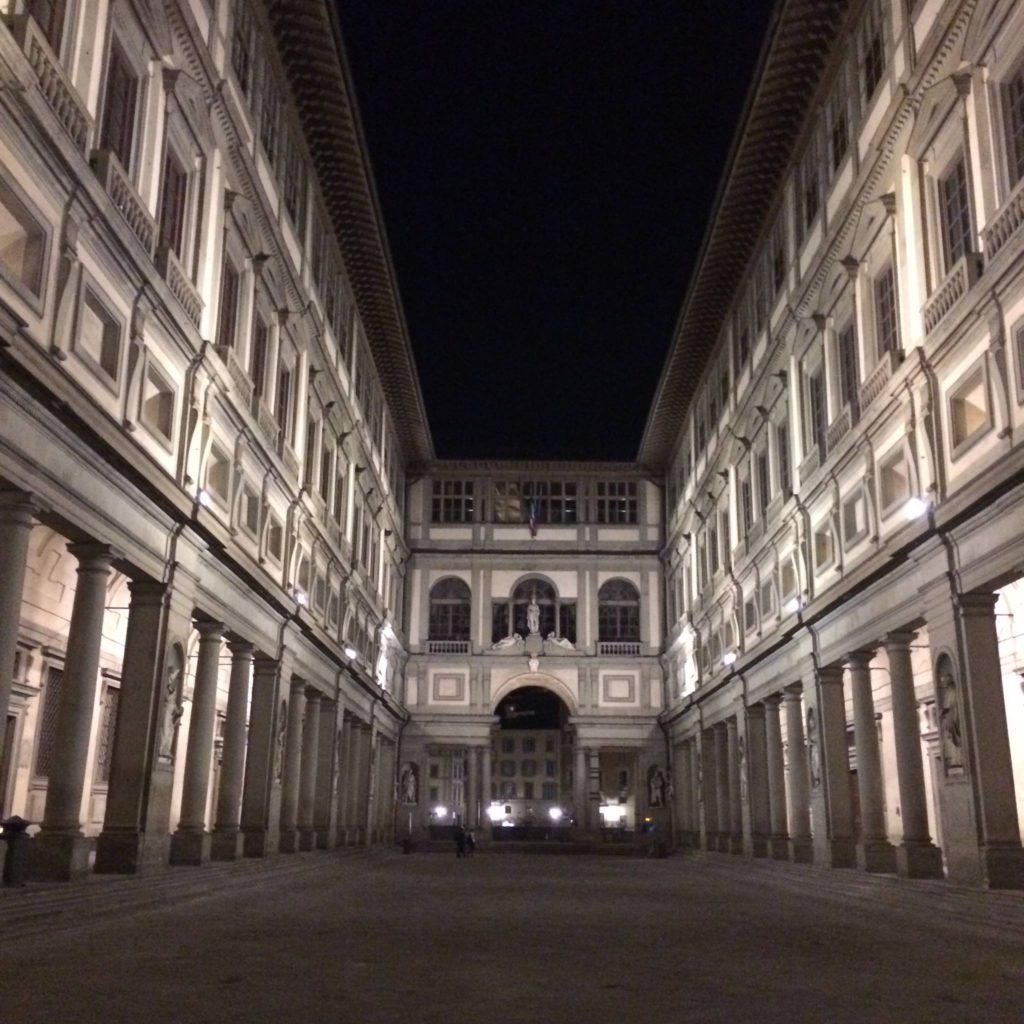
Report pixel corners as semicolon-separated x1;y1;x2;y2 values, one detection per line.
196;488;213;508
548;807;563;822
599;804;627;823
293;588;309;607
903;496;930;520
343;645;358;660
433;805;447;819
487;805;505;823
722;651;737;667
784;596;802;616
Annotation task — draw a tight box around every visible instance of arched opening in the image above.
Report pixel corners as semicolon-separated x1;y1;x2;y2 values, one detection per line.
428;577;471;641
491;578;576;643
598;578;640;642
489;685;573;838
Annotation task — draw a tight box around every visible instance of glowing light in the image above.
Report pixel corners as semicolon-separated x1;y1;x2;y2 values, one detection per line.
487;805;505;823
599;804;627;824
196;488;213;508
722;651;737;667
500;819;515;827
343;645;358;660
433;805;447;819
903;496;929;520
784;596;802;615
294;589;309;607
548;807;563;822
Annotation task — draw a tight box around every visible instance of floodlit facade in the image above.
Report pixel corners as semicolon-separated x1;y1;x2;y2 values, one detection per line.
1;0;1023;890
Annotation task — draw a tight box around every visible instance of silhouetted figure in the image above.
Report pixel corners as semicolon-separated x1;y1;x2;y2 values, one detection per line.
466;829;476;857
454;824;467;858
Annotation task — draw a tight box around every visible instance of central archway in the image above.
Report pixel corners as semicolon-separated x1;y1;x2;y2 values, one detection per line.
488;681;578;836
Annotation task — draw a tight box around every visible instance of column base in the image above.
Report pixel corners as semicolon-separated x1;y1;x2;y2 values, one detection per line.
819;838;857;869
297;826;317;852
243;827;281;858
749;835;769;858
94;830;169;875
857;840;897;874
982;844;1024;890
729;835;744;855
278;828;301;853
715;833;730;853
896;841;944;879
788;837;813;864
315;826;336;850
770;836;790;860
25;832;92;882
169;829;211;866
210;830;245;861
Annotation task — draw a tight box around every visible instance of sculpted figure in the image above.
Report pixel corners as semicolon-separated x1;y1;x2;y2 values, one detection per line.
157;665;183;761
491;633;524;650
938;665;964;776
526;593;540;636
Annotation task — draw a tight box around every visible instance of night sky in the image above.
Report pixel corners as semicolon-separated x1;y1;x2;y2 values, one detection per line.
337;1;776;461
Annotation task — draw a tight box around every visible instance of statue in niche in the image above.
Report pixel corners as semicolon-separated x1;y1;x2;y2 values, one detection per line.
696;752;703;802
647;765;666;807
157;663;184;761
273;700;287;782
938;663;964;776
399;762;418;805
806;706;821;789
738;734;748;804
526;592;540;636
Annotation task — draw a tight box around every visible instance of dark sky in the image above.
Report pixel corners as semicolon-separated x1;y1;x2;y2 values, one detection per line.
337;1;776;461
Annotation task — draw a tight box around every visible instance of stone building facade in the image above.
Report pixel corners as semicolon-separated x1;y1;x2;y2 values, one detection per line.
1;0;1023;890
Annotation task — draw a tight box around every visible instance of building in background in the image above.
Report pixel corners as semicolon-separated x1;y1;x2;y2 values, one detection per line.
1;0;1023;889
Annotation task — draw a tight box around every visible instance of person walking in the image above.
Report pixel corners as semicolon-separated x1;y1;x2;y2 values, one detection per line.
454;823;467;858
465;829;476;857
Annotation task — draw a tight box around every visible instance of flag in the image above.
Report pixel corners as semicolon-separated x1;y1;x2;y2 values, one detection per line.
528;497;538;538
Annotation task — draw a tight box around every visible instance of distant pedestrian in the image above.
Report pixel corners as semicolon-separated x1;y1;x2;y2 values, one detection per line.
454;824;467;858
466;829;476;857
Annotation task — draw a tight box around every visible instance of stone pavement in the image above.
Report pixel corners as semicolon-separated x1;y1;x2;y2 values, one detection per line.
2;849;1023;1024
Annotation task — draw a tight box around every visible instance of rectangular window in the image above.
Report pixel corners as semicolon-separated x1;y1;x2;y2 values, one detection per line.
241;484;260;537
755;448;771;515
319;444;333;501
141;363;175;442
827;76;849;173
595;481;637;524
740;476;753;536
333;469;345;524
0;179;47;298
814;524;834;572
522;481;577;524
949;367;989;455
206;443;231;503
542;782;557;800
432;480;475;523
842;490;868;547
837;319;860;414
860;1;885;102
266;513;284;562
35;666;65;778
258;63;280;165
775;421;791;495
281;141;306;234
27;0;67;51
158;150;189;258
806;366;827;456
523;782;535;799
231;0;256;98
217;258;240;350
800;142;821;232
874;265;899;360
303;419;318;488
76;287;121;384
250;314;268;397
100;42;139;173
879;452;910;515
735;316;751;373
939;156;973;272
1006;65;1024;186
275;364;293;440
770;216;786;294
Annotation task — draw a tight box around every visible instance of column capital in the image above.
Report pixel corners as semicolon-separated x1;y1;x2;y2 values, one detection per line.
957;591;999;617
884;630;916;652
126;579;170;606
783;683;803;699
763;693;783;708
195;620;227;641
227;639;255;658
290;677;307;695
253;654;281;675
817;664;845;687
0;490;46;522
304;688;322;704
713;720;728;734
746;702;766;720
725;716;738;733
67;541;116;570
846;649;874;671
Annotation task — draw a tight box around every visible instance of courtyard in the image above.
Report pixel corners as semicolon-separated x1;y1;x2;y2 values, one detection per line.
2;849;1022;1023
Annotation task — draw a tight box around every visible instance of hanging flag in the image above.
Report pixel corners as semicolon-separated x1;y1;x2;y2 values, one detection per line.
528;497;539;538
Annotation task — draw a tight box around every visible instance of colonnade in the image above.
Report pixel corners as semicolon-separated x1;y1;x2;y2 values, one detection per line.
0;490;393;882
672;591;1024;888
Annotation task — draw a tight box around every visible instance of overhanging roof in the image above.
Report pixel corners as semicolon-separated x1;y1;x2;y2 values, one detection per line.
637;0;849;468
268;0;435;465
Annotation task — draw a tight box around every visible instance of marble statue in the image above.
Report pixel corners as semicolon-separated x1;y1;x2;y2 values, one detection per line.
491;633;524;650
157;664;183;761
938;665;964;775
526;593;540;636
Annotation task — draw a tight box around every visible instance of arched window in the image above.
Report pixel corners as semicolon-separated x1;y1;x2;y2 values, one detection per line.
429;578;471;641
598;579;640;642
491;579;576;644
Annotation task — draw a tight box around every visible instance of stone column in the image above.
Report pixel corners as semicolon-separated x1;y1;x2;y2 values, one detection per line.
278;678;306;852
764;695;789;860
726;717;743;854
364;727;379;843
346;722;365;843
211;641;253;860
466;745;478;830
675;741;691;845
848;650;896;873
170;621;225;866
95;580;174;875
885;632;943;878
481;740;493;832
574;740;587;828
809;664;856;869
700;728;717;851
297;690;321;851
241;655;284;857
955;594;1024;888
30;544;114;881
688;739;701;847
588;748;601;832
783;686;812;863
334;712;352;843
0;493;39;771
745;704;770;858
315;700;342;849
714;723;729;852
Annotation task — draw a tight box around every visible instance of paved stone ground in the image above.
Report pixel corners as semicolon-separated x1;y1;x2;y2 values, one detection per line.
2;849;1024;1024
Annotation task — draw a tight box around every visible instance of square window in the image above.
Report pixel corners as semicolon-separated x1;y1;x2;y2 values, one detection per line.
428;764;439;779
500;782;516;799
949;367;989;455
521;738;535;754
266;514;284;563
500;759;515;777
542;782;557;800
241;486;260;537
0;178;47;298
842;490;869;548
141;362;175;443
813;524;834;572
545;759;556;777
878;453;910;515
501;737;514;754
759;579;774;617
521;759;537;777
76;287;121;384
206;444;231;503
